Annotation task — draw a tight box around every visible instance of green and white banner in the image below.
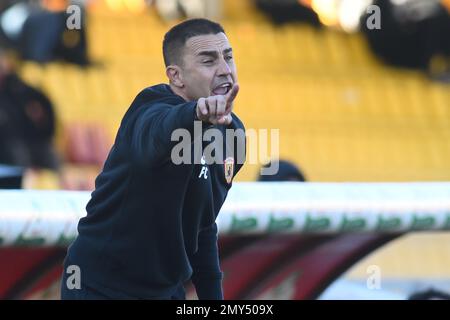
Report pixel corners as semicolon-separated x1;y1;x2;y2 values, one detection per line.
0;182;450;246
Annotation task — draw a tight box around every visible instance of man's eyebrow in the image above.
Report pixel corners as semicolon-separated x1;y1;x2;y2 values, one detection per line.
197;48;233;58
197;51;219;58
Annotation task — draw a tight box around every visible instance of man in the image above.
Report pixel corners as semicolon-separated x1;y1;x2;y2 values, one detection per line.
0;49;60;170
61;18;245;300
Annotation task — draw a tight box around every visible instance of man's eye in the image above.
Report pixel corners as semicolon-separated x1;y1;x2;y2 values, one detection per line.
203;60;213;64
225;56;233;61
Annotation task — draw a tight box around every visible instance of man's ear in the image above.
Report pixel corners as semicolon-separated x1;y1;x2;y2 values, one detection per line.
166;65;184;88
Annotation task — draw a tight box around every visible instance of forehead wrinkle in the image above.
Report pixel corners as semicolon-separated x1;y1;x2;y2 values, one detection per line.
186;35;231;56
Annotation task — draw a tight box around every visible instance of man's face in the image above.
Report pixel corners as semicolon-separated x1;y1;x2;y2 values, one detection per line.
178;33;237;101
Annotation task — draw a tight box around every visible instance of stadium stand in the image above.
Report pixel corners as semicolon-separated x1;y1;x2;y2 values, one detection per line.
1;0;448;299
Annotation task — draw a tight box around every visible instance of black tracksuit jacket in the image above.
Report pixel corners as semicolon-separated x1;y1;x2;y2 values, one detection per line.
63;84;245;299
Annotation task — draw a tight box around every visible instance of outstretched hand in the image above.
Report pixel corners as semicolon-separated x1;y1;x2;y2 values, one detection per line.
196;83;239;125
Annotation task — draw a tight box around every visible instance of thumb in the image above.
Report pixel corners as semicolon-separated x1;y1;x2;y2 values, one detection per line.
222;114;233;125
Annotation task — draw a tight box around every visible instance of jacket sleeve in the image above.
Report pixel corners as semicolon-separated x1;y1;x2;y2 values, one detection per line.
127;101;198;166
189;223;224;300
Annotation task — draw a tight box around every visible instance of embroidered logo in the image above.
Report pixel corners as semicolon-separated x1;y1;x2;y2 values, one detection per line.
224;157;234;184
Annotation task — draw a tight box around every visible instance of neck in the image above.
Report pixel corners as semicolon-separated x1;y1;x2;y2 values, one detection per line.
169;83;190;102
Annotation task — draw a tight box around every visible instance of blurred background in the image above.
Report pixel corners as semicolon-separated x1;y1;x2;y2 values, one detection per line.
0;0;449;299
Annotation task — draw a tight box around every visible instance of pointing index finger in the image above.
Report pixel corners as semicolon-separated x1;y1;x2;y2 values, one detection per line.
225;83;239;105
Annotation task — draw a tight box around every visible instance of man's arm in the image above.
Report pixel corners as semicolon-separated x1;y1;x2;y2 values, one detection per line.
128;83;239;167
128;101;198;166
189;223;224;300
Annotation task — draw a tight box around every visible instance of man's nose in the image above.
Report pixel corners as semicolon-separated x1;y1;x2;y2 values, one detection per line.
217;57;231;76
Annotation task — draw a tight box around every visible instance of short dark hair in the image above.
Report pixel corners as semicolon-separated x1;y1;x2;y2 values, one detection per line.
162;18;225;67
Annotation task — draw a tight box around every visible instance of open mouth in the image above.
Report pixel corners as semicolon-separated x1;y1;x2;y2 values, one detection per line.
212;82;232;95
